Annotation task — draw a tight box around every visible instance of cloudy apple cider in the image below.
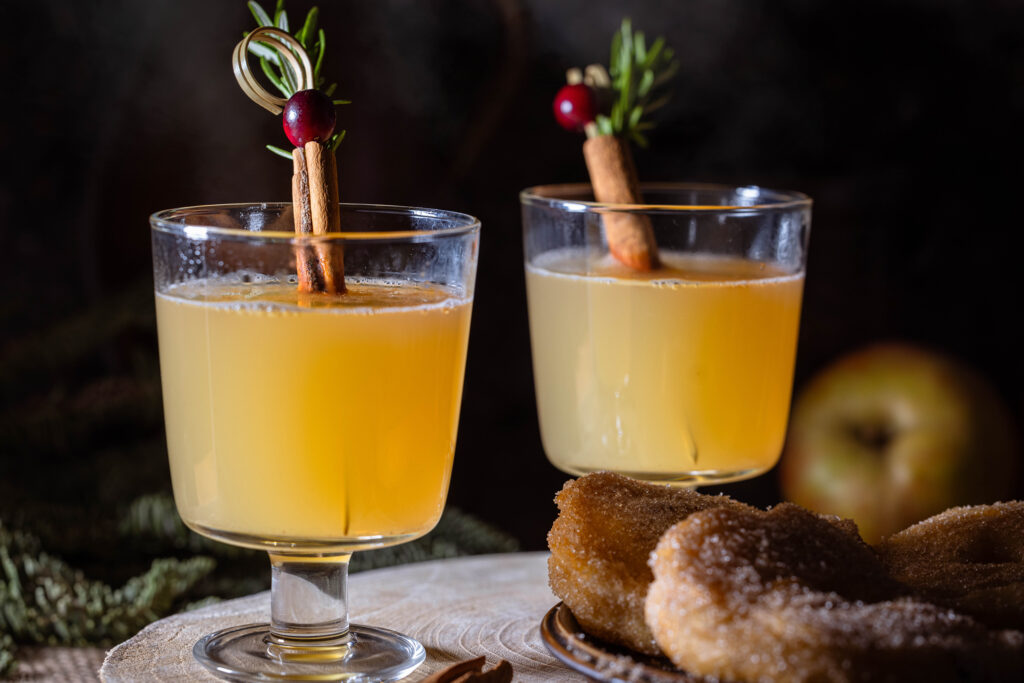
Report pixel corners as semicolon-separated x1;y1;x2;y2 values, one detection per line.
156;279;472;549
526;249;803;483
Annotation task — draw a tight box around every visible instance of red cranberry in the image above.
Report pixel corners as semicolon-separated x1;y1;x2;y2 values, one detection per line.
553;83;598;132
282;89;337;147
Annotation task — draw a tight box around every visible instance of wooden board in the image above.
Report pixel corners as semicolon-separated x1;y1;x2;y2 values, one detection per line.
100;552;583;681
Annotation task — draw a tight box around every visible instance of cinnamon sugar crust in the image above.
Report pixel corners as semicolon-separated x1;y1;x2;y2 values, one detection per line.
546;472;752;654
646;504;1024;682
877;501;1024;631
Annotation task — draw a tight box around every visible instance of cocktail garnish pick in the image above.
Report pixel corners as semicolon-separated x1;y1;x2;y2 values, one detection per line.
232;27;313;115
553;19;678;271
232;16;346;294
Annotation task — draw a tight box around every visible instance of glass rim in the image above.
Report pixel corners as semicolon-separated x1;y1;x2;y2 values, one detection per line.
520;182;812;213
150;202;481;241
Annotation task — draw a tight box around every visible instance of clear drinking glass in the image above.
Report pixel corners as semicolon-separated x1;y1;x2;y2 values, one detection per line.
522;183;810;485
151;203;479;681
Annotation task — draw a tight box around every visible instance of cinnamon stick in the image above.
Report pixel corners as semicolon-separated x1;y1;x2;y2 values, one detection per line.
291;147;321;292
420;657;513;683
456;660;513;683
291;141;345;294
305;141;345;294
583;134;660;271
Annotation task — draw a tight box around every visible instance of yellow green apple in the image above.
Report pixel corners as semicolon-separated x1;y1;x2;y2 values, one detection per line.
780;343;1019;543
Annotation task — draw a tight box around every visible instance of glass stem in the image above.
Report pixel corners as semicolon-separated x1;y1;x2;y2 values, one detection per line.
268;552;352;647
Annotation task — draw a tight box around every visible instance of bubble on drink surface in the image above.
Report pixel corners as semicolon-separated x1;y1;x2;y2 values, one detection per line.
225;270;272;285
161;274;470;319
240;206;270;232
649;278;685;288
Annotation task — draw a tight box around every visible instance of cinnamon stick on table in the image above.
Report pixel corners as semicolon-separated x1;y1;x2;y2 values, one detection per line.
292;141;345;294
420;656;513;683
583;132;660;271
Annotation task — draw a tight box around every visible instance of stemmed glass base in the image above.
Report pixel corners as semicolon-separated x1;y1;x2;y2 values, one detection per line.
190;551;424;681
194;623;425;682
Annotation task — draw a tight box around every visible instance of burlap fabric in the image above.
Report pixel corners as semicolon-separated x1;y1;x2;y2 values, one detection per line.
8;646;105;682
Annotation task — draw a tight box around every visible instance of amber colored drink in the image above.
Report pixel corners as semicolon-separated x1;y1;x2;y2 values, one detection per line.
156;279;472;549
526;249;803;483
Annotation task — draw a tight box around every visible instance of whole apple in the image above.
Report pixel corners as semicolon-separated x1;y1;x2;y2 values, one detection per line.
780;343;1020;543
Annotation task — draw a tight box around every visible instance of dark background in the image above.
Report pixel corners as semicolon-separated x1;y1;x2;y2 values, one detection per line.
1;0;1022;550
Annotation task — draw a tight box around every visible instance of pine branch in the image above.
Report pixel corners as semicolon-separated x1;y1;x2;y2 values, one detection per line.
0;493;518;673
119;492;518;572
119;494;252;559
0;520;215;649
0;634;15;678
352;507;519;573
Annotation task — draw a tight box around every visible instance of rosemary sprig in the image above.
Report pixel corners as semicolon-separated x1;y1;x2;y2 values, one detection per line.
596;19;678;148
245;0;350;155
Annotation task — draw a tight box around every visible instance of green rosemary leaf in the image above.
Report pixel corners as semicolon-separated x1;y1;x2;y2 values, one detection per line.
248;1;273;27
629;104;644;129
245;2;350;159
638;68;654;97
259;55;291;97
618;58;632;116
618;19;633;75
272;0;290;36
643;37;665;70
600;18;676;142
297;7;318;49
247;39;280;66
278;48;299;93
642;94;670;115
329;129;347;152
597;114;614;137
266;144;293;159
652;60;679;88
611;101;625;132
315;28;326;81
312;45;325;87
